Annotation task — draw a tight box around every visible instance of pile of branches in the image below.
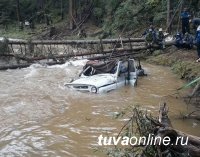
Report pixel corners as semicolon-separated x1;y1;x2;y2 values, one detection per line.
107;103;200;157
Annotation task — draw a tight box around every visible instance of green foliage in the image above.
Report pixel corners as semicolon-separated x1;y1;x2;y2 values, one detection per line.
147;50;200;81
146;0;159;7
0;0;15;26
0;0;68;26
1;0;200;37
92;0;173;35
172;61;200;80
102;0;142;34
153;12;166;24
20;0;37;20
92;7;104;24
105;0;121;15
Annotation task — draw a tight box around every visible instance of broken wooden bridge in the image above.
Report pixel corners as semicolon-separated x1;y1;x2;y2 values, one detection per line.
0;37;172;70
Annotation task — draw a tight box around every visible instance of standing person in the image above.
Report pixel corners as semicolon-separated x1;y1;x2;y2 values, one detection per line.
196;26;200;62
181;8;191;34
145;28;156;52
156;28;165;49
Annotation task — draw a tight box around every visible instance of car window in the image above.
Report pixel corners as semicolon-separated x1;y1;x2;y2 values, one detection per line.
129;60;135;72
83;66;93;76
120;61;128;73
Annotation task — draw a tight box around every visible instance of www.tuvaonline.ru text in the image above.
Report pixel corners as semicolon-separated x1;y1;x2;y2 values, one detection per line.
97;134;188;146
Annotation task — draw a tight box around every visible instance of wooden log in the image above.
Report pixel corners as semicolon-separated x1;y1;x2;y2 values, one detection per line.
190;83;200;97
184;115;200;121
0;47;146;61
156;103;200;157
176;129;200;147
88;51;143;60
158;103;172;127
156;127;200;157
181;110;200;121
0;54;33;62
5;38;145;45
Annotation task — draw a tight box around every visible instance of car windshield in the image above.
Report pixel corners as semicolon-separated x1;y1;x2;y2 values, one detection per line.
82;60;118;76
129;60;135;72
82;60;135;76
119;60;135;73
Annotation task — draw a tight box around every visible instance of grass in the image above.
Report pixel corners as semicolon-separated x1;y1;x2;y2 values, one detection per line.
147;47;200;81
0;23;47;39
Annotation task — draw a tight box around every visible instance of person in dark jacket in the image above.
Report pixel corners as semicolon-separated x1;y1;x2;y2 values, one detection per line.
156;28;165;49
196;26;200;62
143;28;156;52
181;8;191;34
145;29;156;46
175;32;183;48
182;32;194;49
142;24;155;36
191;18;200;30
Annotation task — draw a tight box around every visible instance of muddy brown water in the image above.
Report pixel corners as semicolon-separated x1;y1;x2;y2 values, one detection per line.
0;60;199;157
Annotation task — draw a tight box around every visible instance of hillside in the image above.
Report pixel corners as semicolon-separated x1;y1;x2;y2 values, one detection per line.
1;0;200;39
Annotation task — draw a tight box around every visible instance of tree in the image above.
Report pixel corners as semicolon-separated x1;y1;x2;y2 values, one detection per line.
61;0;64;20
167;0;171;32
16;0;21;22
69;0;74;29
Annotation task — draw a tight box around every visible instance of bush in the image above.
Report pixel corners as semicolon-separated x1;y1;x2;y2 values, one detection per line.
92;7;104;25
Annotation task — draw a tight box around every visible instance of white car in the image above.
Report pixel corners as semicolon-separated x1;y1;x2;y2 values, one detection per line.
65;59;138;93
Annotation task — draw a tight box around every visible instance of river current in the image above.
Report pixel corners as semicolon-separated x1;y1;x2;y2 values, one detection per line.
0;60;199;157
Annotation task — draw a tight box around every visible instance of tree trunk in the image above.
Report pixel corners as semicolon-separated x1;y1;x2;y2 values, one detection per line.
167;0;171;33
61;0;64;20
154;103;200;157
5;38;145;45
16;0;21;22
69;0;74;29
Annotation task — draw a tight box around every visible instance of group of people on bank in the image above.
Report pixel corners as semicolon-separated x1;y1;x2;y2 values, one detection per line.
143;25;165;50
143;8;200;62
179;8;200;62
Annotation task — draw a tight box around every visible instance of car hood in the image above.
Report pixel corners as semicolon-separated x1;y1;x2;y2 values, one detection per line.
69;74;116;87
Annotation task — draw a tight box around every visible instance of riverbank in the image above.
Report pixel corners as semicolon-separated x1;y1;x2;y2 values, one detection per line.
147;47;200;81
146;47;200;106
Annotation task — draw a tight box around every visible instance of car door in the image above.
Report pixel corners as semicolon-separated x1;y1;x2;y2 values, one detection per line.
116;61;129;87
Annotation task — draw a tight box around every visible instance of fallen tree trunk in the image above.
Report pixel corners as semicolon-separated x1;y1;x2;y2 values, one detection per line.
5;38;145;45
189;83;200;98
4;38;175;46
183;115;200;121
180;110;200;121
158;102;171;127
0;46;147;62
155;127;200;157
0;54;33;62
87;51;144;60
155;103;200;157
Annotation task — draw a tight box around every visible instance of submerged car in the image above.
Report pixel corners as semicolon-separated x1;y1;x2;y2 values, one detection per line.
65;59;139;93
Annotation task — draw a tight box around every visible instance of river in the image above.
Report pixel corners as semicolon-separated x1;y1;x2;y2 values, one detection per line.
0;60;199;157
